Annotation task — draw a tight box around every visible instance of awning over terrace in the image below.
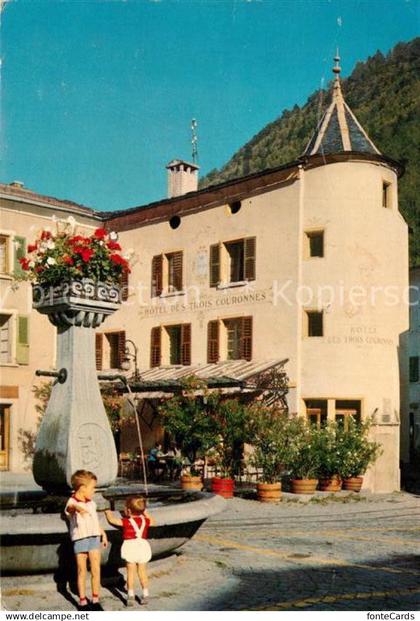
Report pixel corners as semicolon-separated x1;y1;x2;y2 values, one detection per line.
108;358;288;399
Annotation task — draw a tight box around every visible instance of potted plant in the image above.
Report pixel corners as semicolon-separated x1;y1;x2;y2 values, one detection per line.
339;417;382;492
159;377;219;491
282;418;321;494
247;405;290;502
208;397;252;498
315;423;343;492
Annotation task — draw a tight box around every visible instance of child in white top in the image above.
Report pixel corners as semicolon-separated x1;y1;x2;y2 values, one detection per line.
65;470;108;610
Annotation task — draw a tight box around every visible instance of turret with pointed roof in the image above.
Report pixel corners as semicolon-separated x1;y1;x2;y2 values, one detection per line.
303;52;381;157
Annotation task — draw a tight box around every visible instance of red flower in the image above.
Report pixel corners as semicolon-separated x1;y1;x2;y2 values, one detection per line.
63;255;74;265
35;266;44;273
110;253;127;266
40;230;52;240
107;241;122;251
27;243;37;253
69;235;87;245
94;228;107;240
19;258;30;270
80;248;94;262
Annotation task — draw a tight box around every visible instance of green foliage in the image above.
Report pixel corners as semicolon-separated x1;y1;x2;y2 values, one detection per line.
200;38;420;266
247;406;291;483
338;417;383;478
159;376;253;478
158;377;220;465
209;397;252;478
281;418;322;480
315;422;347;478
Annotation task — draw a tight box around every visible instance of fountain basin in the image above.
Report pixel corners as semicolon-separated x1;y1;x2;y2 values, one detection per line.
0;486;225;574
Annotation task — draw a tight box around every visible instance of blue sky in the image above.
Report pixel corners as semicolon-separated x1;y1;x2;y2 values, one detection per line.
1;0;418;212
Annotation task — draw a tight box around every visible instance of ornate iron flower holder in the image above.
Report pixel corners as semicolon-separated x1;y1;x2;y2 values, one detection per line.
32;279;121;492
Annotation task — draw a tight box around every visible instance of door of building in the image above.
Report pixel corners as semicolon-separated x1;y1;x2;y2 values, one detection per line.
0;404;10;470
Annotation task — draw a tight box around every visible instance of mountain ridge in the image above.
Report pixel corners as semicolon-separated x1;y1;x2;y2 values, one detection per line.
200;38;420;266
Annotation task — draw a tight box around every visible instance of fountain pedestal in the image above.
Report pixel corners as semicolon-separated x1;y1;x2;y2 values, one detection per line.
32;280;121;492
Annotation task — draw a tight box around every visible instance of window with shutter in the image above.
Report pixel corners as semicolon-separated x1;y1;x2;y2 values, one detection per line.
207;320;220;363
209;244;221;287
95;333;103;371
240;316;253;361
244;237;256;281
13;236;26;276
150;327;161;368
117;331;126;368
167;251;183;291
151;255;163;297
120;270;129;301
16;315;29;365
181;323;191;366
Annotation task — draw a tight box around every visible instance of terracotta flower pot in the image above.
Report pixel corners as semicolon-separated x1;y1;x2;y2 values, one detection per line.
180;475;203;491
257;482;281;503
211;477;234;498
342;476;363;492
318;475;342;492
290;478;318;494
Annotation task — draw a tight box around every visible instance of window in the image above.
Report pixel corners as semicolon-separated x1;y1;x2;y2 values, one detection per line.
226;319;242;360
210;237;256;287
0;236;10;275
95;331;125;370
150;323;191;367
305;311;323;337
410;356;419;383
0;314;12;364
305;231;324;258
167;252;183;292
305;400;328;428
208;317;252;362
167;325;182;365
151;251;183;296
335;400;361;430
382;181;391;208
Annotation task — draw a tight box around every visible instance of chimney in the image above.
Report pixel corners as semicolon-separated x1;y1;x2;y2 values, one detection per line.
166;160;199;198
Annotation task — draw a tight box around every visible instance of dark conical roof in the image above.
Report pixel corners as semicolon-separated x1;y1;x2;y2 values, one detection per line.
303;54;380;157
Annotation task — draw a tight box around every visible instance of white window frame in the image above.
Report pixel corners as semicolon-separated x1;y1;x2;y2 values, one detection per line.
0;230;16;279
0;310;18;366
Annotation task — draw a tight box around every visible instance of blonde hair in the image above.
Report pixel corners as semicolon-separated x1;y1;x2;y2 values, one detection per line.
125;496;146;515
71;470;97;491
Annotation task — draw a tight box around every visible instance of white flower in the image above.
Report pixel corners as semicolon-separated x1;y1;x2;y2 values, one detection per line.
109;231;119;241
46;257;56;266
29;260;35;268
46;240;55;250
99;240;104;246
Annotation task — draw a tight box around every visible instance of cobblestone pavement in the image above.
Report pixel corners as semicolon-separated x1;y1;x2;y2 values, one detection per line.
2;491;420;611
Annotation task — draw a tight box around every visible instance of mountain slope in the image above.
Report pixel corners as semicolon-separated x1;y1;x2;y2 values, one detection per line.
200;38;420;266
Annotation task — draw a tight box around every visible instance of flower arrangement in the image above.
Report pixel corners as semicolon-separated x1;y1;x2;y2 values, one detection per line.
16;217;131;286
315;422;346;479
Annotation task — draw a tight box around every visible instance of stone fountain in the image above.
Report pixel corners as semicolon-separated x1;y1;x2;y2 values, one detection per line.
1;278;225;574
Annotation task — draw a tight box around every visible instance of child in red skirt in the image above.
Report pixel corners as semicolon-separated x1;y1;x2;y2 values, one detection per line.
105;496;155;607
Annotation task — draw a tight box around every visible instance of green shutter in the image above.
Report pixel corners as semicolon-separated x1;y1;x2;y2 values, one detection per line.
16;315;30;365
13;236;27;275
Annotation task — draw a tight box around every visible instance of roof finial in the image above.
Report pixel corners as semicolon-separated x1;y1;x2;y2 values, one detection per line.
333;48;341;77
332;48;342;100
